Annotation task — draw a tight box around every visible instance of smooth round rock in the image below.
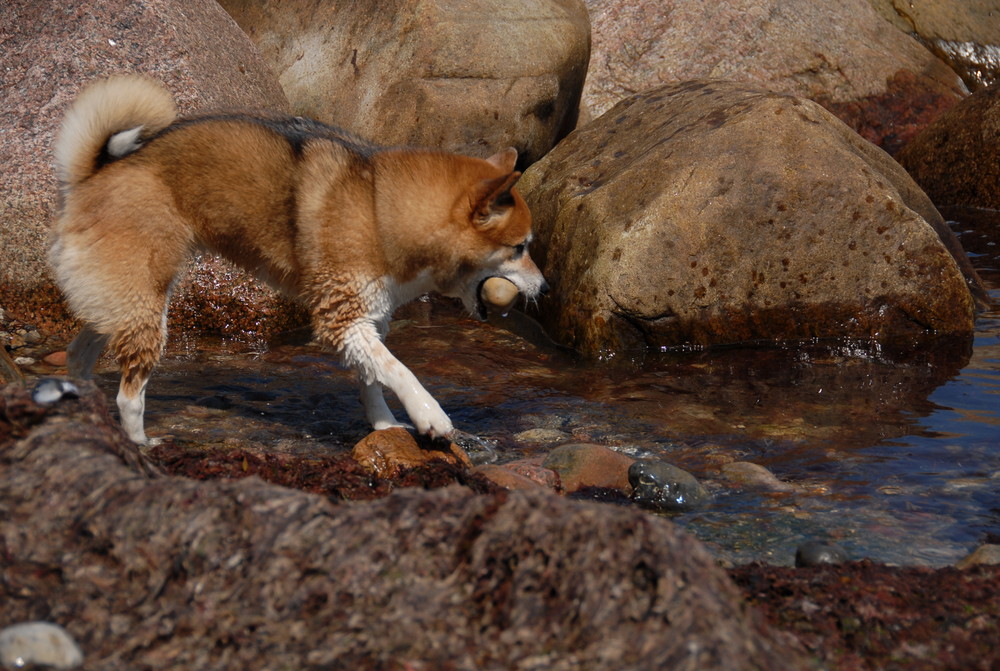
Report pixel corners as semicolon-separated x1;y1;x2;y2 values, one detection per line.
480;277;520;312
628;459;709;513
0;621;84;669
795;540;850;567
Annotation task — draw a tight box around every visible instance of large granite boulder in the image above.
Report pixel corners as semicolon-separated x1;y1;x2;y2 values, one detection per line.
897;82;1000;210
519;81;985;357
0;382;810;670
867;0;1000;90
0;0;303;339
582;0;966;154
220;0;591;168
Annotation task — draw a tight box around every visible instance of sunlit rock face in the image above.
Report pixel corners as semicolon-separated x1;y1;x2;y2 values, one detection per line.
867;0;1000;91
520;81;982;357
581;0;966;154
219;0;591;168
0;0;299;339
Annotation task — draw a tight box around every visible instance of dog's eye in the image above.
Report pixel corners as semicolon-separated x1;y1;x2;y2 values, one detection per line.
512;243;526;259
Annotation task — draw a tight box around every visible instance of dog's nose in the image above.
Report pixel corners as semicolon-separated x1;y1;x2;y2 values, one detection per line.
539;279;550;296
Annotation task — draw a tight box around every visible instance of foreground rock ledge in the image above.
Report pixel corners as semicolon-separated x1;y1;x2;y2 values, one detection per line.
0;384;807;670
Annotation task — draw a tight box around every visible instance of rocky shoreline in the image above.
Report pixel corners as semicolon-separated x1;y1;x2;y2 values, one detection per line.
2;381;998;670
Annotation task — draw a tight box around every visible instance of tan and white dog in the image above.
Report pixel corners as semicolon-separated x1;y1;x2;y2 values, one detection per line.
51;75;547;444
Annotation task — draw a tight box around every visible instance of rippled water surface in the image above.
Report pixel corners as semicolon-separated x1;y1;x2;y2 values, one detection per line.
86;215;1000;567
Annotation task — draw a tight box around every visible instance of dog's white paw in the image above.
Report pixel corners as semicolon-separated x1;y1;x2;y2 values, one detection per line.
409;405;454;440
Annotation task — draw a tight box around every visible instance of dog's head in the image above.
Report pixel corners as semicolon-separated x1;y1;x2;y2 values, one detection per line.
442;147;548;318
377;147;548;317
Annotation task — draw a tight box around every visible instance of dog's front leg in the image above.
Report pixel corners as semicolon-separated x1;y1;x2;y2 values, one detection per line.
342;322;454;439
360;380;409;431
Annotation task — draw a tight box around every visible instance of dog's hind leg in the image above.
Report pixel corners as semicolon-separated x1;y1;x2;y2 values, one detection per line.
66;324;109;379
110;315;167;445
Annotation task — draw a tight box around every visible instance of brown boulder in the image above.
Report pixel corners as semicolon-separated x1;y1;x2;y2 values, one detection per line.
868;0;1000;90
220;0;591;167
519;81;984;356
0;0;304;339
896;82;1000;210
0;382;810;670
582;0;965;154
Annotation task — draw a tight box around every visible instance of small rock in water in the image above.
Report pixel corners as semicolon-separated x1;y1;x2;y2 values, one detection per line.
956;544;1000;570
0;621;84;669
542;443;634;493
31;378;79;405
513;427;572;444
450;429;499;465
351;427;472;478
719;461;794;492
480;277;520;313
795;540;850;567
628;459;709;513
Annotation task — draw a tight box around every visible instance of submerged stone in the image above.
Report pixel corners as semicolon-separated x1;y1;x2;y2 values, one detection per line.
628;459;710;513
795;540;850;567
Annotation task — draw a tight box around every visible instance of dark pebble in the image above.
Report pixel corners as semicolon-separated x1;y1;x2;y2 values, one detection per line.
628;459;709;512
795;540;849;567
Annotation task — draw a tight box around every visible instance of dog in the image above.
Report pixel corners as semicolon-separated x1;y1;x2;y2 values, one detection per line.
50;75;547;444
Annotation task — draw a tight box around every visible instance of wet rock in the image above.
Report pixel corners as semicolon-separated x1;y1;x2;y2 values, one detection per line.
582;0;964;154
868;0;1000;90
0;0;302;339
480;277;520;313
541;443;634;493
501;457;563;491
956;543;1000;569
351;427;473;479
719;462;795;492
219;0;590;167
0;383;810;670
513;427;573;444
450;429;499;465
897;82;1000;210
474;463;549;491
629;459;710;513
520;80;984;357
0;621;84;670
795;540;850;567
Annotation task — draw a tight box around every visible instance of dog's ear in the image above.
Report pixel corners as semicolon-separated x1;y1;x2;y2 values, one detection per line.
486;147;518;173
472;171;521;227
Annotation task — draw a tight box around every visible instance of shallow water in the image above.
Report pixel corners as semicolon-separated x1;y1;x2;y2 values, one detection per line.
79;215;999;568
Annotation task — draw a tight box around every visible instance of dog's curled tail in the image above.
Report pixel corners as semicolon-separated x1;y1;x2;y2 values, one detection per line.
54;75;176;187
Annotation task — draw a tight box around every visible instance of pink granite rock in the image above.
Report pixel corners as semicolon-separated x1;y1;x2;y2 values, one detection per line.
0;0;299;339
582;0;966;154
